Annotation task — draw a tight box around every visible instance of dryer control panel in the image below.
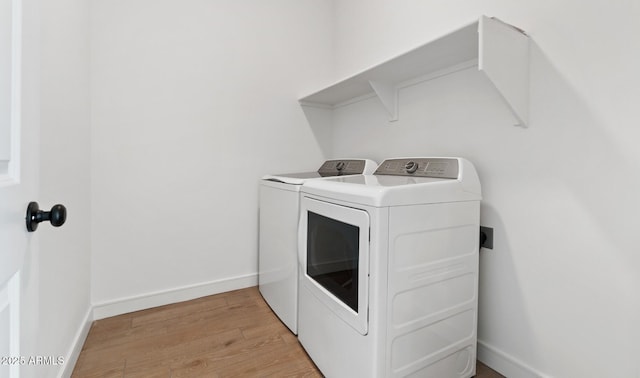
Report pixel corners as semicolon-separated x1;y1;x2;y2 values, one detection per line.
374;158;459;179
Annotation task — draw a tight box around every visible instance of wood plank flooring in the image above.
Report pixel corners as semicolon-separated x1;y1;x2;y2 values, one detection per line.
72;287;504;377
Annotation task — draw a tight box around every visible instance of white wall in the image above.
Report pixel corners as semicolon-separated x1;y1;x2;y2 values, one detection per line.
90;0;333;310
329;1;640;377
19;0;92;377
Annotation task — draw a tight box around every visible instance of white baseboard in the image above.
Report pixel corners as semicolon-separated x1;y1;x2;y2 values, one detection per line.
477;339;549;378
92;273;258;320
58;307;93;378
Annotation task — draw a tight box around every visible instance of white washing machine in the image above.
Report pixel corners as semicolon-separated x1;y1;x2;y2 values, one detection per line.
297;157;482;377
258;159;377;334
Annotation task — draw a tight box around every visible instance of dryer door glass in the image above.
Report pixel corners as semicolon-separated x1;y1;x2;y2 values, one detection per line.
307;212;359;312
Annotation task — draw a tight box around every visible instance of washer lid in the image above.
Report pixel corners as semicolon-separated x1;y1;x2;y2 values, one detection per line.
262;171;324;185
301;158;482;207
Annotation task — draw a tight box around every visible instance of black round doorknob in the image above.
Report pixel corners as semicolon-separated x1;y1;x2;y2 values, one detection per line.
26;202;67;232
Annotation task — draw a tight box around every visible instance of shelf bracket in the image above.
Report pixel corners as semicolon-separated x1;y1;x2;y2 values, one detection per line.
369;80;399;122
478;16;530;127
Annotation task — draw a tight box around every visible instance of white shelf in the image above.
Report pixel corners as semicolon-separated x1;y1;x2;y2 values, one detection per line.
299;16;529;126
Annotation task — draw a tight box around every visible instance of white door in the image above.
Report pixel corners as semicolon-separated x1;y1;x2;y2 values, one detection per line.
298;196;370;335
1;0;39;376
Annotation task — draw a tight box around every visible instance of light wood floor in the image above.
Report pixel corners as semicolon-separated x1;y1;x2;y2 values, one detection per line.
72;287;504;377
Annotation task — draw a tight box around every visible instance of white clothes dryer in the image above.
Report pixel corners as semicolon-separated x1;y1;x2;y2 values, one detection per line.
258;159;377;334
298;157;482;377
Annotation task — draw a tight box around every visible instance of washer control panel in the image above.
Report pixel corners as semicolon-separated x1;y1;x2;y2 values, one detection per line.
374;158;459;179
318;159;368;176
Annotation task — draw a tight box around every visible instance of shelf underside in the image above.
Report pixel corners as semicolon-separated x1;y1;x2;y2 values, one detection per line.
301;23;478;107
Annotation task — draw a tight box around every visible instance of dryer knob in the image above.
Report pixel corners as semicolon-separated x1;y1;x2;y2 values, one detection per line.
335;161;346;171
405;161;419;173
